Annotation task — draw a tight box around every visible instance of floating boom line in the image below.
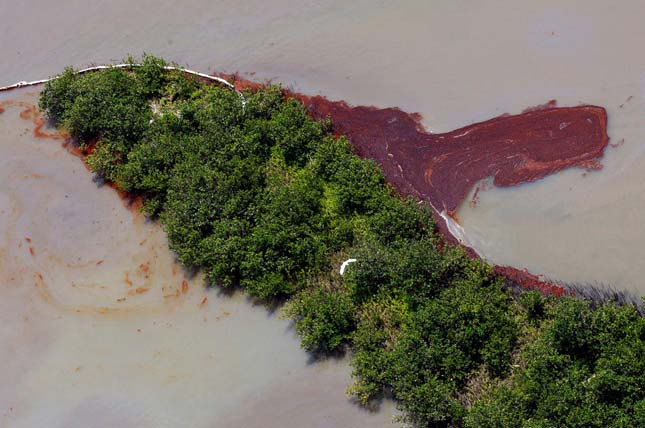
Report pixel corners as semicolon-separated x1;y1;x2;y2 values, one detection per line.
0;63;246;109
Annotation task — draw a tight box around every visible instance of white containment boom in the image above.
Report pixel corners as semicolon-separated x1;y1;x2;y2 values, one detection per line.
0;64;246;109
339;258;357;276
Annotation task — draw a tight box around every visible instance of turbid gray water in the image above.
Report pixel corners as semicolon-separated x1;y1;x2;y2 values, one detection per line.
2;1;645;426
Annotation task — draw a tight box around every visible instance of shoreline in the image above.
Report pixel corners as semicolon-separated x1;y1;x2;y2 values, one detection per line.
225;75;633;305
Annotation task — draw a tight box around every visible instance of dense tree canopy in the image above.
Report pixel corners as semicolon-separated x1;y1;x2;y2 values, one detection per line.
40;55;645;427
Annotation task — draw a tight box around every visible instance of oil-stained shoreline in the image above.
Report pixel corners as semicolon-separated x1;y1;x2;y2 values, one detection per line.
227;75;621;302
0;68;624;304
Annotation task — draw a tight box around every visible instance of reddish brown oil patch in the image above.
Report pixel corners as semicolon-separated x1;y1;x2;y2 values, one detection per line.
138;262;150;279
469;181;493;209
493;266;566;296
32;276;167;315
288;91;609;262
470;186;482;208
24;237;31;243
28;247;35;256
447;211;461;225
0;100;68;140
290;94;608;218
181;280;189;294
129;287;150;295
128;196;144;212
61;140;95;159
214;311;232;321
199;296;208;307
163;289;181;299
124;272;133;287
219;73;265;93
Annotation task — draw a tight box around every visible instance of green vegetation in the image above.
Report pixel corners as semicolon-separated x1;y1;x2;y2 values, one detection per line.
40;55;645;427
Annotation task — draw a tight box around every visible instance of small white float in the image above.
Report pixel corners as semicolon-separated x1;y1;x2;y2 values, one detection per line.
339;258;357;275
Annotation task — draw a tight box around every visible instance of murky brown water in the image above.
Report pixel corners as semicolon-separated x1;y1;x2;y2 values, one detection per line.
2;0;645;425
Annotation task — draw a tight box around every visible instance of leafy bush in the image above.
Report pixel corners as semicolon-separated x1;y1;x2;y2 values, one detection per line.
467;301;645;428
285;287;356;352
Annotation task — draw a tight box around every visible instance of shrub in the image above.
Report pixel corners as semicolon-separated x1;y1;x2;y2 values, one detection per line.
285;288;356;352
